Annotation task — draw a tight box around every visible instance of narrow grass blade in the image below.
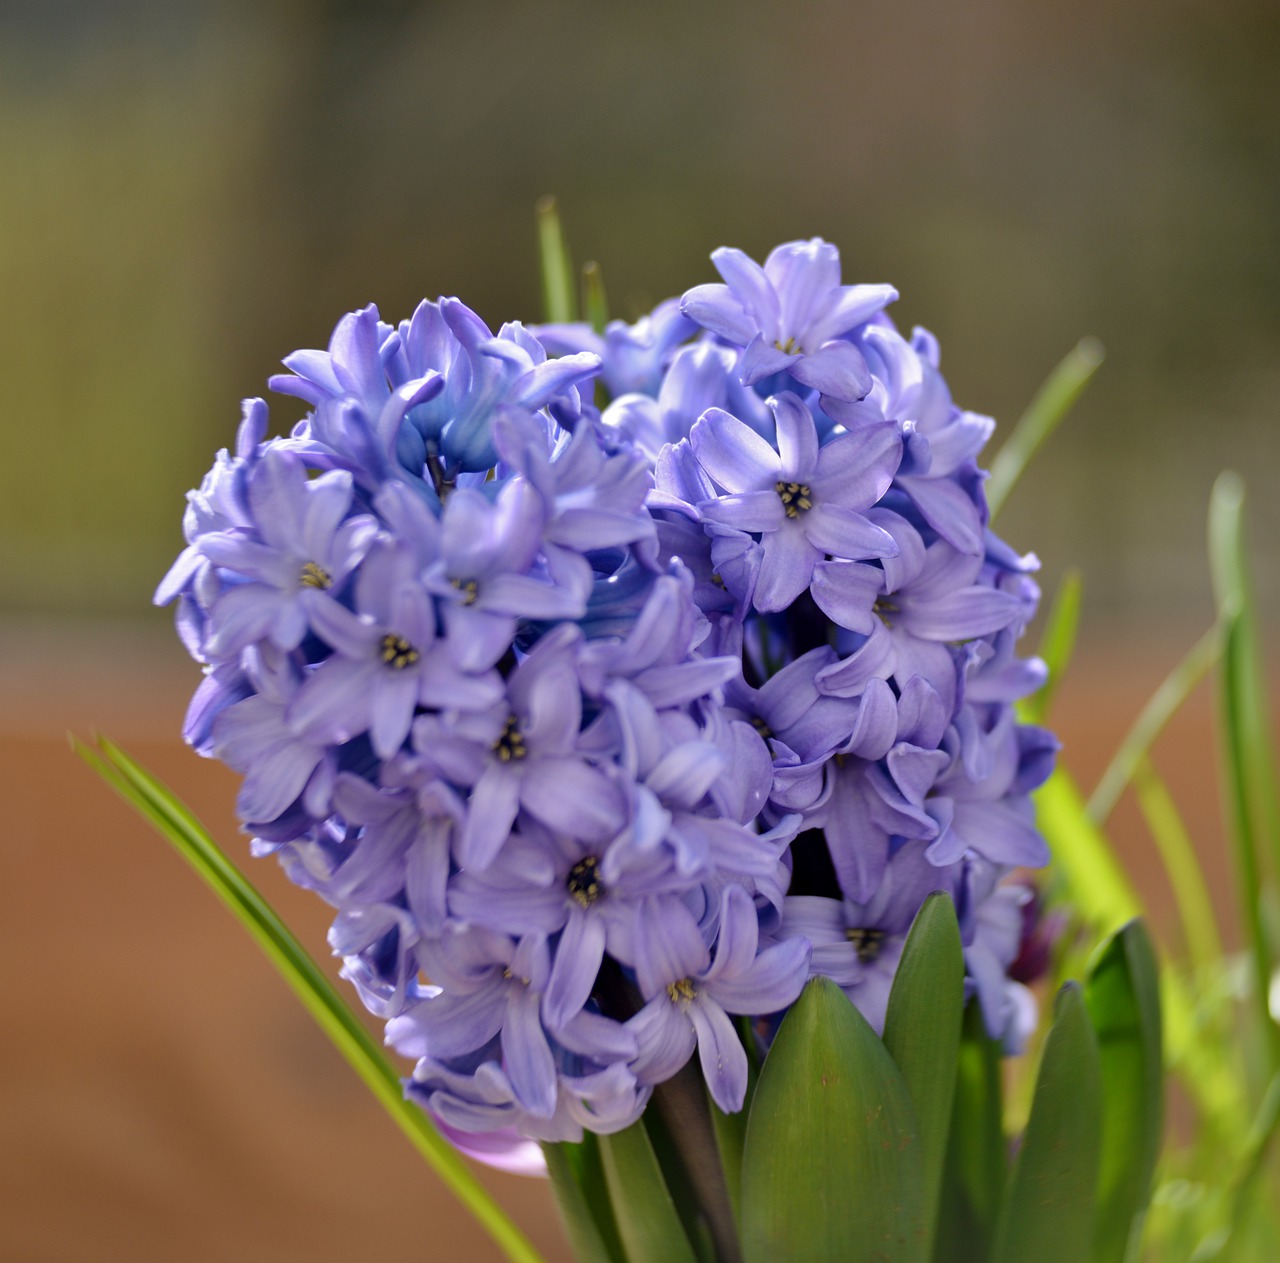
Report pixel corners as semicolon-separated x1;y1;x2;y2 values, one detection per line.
986;337;1104;521
76;735;546;1263
1038;769;1142;933
597;1121;699;1263
1131;755;1225;982
1086;922;1164;1263
883;893;965;1258
535;195;577;323
1209;471;1280;1068
1024;565;1083;725
1086;625;1222;826
991;983;1103;1263
582;261;609;334
544;1138;626;1263
741;977;927;1263
933;1003;1006;1263
1036;766;1246;1138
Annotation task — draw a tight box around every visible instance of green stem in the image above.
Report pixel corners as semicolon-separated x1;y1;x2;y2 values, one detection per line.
650;1061;743;1263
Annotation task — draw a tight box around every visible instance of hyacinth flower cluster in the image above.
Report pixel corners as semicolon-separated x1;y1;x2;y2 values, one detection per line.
158;238;1056;1159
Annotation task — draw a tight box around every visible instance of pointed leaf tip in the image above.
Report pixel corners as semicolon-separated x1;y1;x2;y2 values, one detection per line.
742;976;927;1263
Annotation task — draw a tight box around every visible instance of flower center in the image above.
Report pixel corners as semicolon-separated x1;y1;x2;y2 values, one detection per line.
773;336;798;355
451;577;479;606
299;561;332;589
750;714;774;740
873;597;898;628
566;856;605;908
846;927;886;964
775;481;813;518
379;633;420;670
667;977;697;1007
492;714;528;762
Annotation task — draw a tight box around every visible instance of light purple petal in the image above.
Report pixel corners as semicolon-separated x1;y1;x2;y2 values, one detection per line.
803;505;898;561
457;762;523;870
680;283;755;346
771;392;819;481
754;525;821;613
698;489;785;534
543;908;607;1031
690;408;781;493
789;340;872;402
813;422;903;510
521;758;621;842
502;988;558;1118
691;999;749;1113
712;247;781;332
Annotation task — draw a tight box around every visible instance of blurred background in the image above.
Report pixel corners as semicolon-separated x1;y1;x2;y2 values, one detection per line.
2;1;1277;1259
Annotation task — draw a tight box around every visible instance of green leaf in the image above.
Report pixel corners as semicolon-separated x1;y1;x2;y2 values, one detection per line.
1208;471;1280;1069
882;893;965;1258
582;260;609;334
76;735;546;1263
597;1120;699;1263
986;337;1104;522
1086;624;1221;826
1023;565;1083;725
543;1138;626;1263
991;983;1103;1263
1033;767;1246;1138
933;1003;1006;1263
1037;768;1142;934
741;976;927;1263
1131;756;1224;984
1086;922;1164;1263
535;195;577;323
708;1032;759;1225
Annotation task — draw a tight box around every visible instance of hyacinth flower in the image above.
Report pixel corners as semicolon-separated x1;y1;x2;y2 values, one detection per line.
680;237;897;402
118;222;1188;1263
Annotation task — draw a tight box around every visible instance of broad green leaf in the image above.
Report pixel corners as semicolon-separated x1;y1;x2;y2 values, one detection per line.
1086;922;1164;1263
544;1138;625;1263
1023;565;1083;725
1086;624;1221;826
933;1003;1006;1263
883;893;965;1258
986;337;1104;521
741;976;927;1263
1208;472;1280;1069
535;195;577;323
582;260;609;334
76;736;546;1263
597;1120;699;1263
1132;756;1224;983
991;983;1102;1263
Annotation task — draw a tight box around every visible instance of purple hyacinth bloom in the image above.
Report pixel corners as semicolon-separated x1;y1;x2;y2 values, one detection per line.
778;839;960;1033
422;481;589;671
287;538;502;759
446;810;691;1034
387;925;560;1119
537;297;698;399
199;451;377;657
413;624;624;871
962;859;1038;1051
681;239;897;403
628;886;810;1113
211;670;337;826
691;392;901;612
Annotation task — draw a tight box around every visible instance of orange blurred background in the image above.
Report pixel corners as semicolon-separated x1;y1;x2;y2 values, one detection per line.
3;2;1278;1259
